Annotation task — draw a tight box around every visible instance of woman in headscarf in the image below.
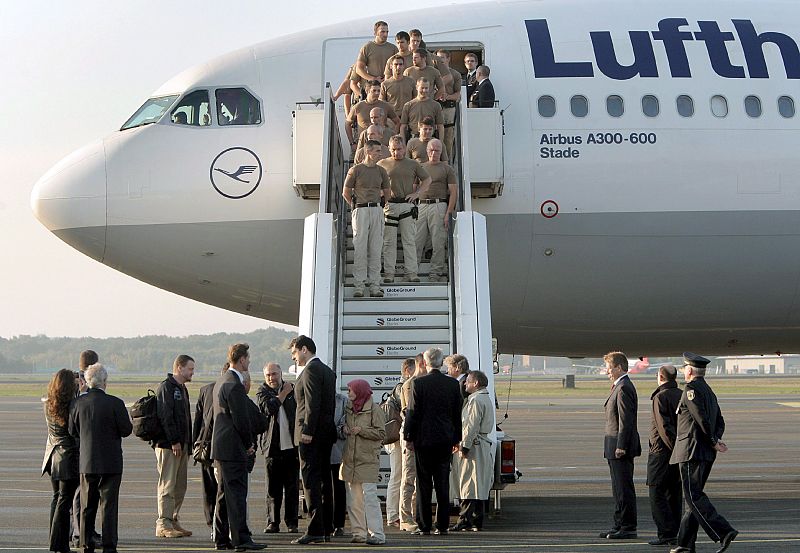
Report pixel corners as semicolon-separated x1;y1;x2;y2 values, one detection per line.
42;369;79;553
340;379;386;545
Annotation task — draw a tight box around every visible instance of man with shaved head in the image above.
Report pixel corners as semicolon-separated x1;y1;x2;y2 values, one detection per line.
257;362;299;534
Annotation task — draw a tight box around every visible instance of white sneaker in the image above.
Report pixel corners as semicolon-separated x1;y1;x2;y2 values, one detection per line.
407;273;420;282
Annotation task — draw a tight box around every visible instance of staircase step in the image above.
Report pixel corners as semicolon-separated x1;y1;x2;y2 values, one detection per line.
342;328;450;342
341;342;450;357
342;298;450;314
342;313;450;328
343;284;448;299
340;356;453;373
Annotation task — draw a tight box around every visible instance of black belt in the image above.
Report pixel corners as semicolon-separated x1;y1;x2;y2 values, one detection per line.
420;198;446;203
439;100;457;108
387;198;411;204
354;202;380;208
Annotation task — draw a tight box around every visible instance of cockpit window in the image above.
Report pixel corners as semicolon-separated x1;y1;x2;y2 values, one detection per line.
121;95;179;130
216;88;262;126
170;90;211;126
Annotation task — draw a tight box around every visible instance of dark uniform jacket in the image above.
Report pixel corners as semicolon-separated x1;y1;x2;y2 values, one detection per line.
670;377;725;464
211;370;252;463
404;368;463;448
293;358;337;446
69;387;133;474
603;374;642;459
256;381;297;457
155;373;191;449
646;380;682;486
469;78;495;108
649;381;682;454
245;395;269;472
192;381;215;445
42;406;79;480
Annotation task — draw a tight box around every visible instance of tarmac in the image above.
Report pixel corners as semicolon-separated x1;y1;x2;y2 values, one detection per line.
1;386;798;552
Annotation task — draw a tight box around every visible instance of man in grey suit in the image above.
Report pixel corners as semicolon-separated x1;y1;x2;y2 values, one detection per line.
599;351;641;540
211;344;266;551
289;335;337;545
69;363;132;553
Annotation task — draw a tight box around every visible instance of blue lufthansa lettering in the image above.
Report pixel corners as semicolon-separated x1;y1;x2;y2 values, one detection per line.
526;19;593;78
591;30;658;79
732;19;800;78
526;18;800;79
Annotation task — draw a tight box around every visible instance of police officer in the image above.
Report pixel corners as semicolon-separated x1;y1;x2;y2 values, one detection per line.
669;353;738;553
647;364;683;546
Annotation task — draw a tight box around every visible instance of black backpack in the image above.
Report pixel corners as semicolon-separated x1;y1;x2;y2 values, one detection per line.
130;389;162;442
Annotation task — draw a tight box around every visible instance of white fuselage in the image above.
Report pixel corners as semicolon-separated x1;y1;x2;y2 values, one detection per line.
31;0;800;356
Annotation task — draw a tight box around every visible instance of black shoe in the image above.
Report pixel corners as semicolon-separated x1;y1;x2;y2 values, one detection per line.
650;537;678;546
215;544;234;551
434;528;448;536
324;535;331;542
410;529;430;536
716;530;738;553
669;548;693;553
235;542;267;552
287;527;299;534
331;527;345;537
449;523;470;532
263;524;279;534
290;534;326;545
599;529;619;538
607;530;638;539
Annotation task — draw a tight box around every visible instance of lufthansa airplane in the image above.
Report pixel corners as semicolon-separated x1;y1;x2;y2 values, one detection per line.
31;0;800;357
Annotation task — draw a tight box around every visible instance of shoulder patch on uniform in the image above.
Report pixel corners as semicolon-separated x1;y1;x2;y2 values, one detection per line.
687;390;695;401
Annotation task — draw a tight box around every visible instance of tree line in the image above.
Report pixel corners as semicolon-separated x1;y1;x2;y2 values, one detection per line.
0;328;296;375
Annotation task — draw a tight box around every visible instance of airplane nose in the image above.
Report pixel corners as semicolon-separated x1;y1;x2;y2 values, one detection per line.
31;139;107;261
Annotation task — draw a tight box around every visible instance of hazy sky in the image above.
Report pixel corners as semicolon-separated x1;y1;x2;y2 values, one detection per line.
0;0;476;339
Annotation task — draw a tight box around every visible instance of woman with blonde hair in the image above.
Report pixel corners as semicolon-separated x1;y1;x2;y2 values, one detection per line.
42;369;79;553
340;379;386;545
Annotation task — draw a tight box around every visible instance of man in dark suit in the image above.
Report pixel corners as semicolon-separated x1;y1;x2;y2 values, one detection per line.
193;363;227;530
468;65;495;108
69;363;132;553
404;347;463;535
463;52;478;99
444;354;469;400
600;351;641;540
647;364;683;546
669;353;737;553
211;344;266;551
289;335;337;545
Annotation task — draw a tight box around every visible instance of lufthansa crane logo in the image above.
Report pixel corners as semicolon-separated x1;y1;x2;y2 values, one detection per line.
210;147;263;199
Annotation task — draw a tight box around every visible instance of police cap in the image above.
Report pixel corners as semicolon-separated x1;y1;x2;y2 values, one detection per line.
682;352;710;369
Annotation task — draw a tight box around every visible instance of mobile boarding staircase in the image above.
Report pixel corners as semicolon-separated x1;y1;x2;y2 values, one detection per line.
296;84;515;506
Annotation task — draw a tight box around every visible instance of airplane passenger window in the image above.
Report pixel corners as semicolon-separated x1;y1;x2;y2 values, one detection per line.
641;95;659;117
170;90;210;126
676;95;694;117
570;95;588;117
745;96;762;118
711;95;728;118
778;96;795;118
606;95;623;117
216;88;262;126
538;95;556;117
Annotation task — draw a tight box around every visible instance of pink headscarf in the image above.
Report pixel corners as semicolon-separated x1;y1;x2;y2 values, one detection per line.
348;379;372;413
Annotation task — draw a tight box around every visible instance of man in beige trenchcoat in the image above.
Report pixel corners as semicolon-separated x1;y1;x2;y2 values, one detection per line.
451;371;495;531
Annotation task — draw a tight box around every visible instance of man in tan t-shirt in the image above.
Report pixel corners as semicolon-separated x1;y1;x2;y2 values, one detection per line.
404;50;445;102
377;136;431;283
406;116;448;163
354;125;390;164
418;139;458;282
355;21;398;85
399;353;428;532
409;30;453;89
383;31;413;80
399;78;444;140
435;49;462;160
343;141;391;297
346;81;399;152
381;55;415;116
